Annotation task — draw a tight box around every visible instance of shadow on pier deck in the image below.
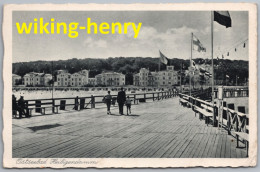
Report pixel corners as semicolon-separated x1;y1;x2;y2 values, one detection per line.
12;98;247;158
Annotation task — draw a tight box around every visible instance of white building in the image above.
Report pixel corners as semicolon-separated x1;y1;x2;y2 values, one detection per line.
133;66;179;87
12;74;22;86
56;69;89;87
156;66;179;87
56;70;71;87
23;72;52;86
95;72;125;86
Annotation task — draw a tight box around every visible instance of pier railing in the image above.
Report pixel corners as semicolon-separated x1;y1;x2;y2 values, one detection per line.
179;93;249;156
181;87;248;100
15;90;179;116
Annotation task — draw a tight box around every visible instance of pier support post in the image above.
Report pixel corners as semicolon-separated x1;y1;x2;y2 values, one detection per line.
144;94;146;102
213;106;218;127
25;101;29;116
52;99;55;113
157;93;160;100
91;95;95;108
153;93;155;101
134;95;136;104
74;96;79;111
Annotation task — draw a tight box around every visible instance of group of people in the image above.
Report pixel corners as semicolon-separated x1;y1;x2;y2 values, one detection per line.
12;95;31;118
104;87;132;115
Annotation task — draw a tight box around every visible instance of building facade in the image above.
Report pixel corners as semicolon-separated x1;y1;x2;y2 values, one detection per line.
95;72;125;86
133;66;179;87
56;70;71;87
12;74;22;86
57;69;89;87
23;72;52;86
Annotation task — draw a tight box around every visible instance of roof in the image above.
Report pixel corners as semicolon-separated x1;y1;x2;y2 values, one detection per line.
12;74;21;77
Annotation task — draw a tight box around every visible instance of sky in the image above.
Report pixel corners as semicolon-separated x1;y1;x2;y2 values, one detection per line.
12;11;248;62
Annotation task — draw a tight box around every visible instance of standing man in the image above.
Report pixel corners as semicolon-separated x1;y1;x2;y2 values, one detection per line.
17;96;30;118
12;95;17;118
104;91;112;115
117;87;126;115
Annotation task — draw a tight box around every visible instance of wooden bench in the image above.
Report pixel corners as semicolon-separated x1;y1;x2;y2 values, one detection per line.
235;132;249;157
179;98;188;107
29;105;59;115
194;106;213;126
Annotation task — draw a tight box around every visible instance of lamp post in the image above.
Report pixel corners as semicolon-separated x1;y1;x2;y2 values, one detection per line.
52;61;54;99
236;75;239;86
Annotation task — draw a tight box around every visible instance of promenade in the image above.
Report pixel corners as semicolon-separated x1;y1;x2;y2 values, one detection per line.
13;98;247;158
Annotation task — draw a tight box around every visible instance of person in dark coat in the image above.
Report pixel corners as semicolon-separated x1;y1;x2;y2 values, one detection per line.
117;87;126;115
12;95;17;118
104;91;112;115
17;96;26;118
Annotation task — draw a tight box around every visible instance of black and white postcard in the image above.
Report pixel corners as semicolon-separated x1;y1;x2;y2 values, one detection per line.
2;3;257;168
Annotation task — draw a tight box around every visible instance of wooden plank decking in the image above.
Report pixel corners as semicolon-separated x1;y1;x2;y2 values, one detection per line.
12;98;248;158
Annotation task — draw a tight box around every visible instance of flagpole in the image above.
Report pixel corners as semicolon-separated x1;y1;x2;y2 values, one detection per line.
190;32;193;96
158;57;161;71
211;13;214;102
211;11;216;127
180;63;182;93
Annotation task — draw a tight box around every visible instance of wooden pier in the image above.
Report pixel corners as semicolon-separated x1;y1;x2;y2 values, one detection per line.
12;97;247;158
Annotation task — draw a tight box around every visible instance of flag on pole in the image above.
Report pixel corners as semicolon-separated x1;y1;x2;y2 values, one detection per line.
199;67;206;73
192;60;197;69
214;11;232;28
159;50;169;65
193;35;206;52
226;75;229;78
205;71;210;76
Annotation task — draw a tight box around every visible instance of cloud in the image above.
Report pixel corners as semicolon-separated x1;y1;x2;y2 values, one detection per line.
83;37;107;48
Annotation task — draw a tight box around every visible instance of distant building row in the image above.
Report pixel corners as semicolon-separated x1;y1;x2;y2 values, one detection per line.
13;69;125;87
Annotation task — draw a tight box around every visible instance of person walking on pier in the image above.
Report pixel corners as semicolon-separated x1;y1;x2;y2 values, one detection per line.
117;87;126;115
17;96;30;118
125;96;132;115
104;91;112;115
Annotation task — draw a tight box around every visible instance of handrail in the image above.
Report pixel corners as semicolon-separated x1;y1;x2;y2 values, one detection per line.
13;90;179;116
24;91;174;102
